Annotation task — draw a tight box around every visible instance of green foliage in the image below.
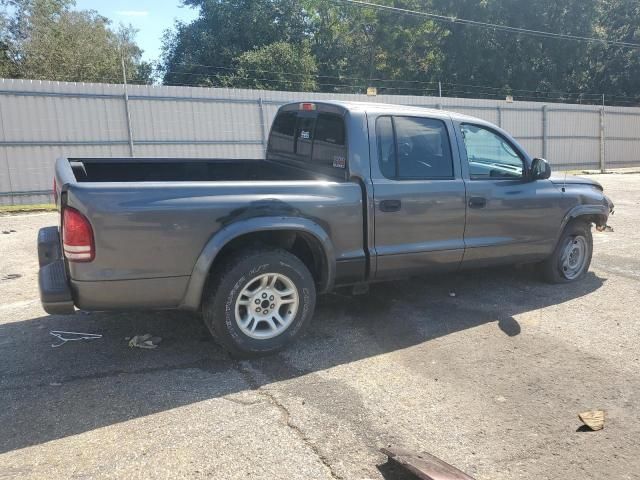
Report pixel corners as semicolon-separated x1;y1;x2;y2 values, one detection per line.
161;0;308;86
160;0;640;104
0;0;151;84
234;41;317;91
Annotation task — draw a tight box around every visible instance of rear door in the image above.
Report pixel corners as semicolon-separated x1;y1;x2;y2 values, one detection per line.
454;121;563;267
370;114;467;278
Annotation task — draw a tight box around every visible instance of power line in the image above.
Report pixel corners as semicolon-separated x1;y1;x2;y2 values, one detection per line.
333;0;640;50
165;64;622;100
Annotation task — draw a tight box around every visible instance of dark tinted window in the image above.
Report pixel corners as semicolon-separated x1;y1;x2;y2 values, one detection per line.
378;116;454;179
376;116;396;178
312;113;346;167
294;115;315;159
269;111;296;153
268;110;347;175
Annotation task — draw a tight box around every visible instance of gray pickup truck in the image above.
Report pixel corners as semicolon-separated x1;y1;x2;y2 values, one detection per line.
39;100;613;356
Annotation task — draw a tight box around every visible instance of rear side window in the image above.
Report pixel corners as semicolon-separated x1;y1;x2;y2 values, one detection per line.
377;116;454;179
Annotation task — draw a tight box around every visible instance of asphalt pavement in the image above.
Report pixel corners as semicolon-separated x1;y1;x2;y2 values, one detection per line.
0;174;638;479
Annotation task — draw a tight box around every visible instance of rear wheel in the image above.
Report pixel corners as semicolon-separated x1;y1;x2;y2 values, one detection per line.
540;220;593;283
202;248;316;357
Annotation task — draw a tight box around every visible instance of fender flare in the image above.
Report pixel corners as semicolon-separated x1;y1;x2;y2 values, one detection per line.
552;204;609;250
560;204;609;231
179;216;336;310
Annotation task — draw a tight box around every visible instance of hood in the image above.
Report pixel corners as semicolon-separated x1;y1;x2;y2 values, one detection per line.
549;174;603;190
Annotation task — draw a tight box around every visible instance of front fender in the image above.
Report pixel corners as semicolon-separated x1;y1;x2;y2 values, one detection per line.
179;216;336;310
560;204;610;231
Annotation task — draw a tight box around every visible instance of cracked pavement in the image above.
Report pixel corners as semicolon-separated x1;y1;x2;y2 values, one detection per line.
1;174;639;479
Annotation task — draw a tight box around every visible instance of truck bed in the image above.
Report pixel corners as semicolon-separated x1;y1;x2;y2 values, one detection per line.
53;156;365;311
68;158;337;183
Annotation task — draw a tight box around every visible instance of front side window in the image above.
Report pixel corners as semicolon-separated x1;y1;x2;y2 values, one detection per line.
460;124;524;179
377;116;454;180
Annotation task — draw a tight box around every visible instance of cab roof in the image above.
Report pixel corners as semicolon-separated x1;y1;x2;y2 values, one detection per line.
279;100;488;125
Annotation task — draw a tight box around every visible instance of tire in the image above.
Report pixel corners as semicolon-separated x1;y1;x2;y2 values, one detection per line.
539;220;593;284
202;247;316;357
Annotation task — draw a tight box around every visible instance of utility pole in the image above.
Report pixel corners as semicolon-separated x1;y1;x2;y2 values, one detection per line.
121;50;135;157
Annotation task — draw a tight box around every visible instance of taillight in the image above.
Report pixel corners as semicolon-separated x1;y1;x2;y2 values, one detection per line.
53;177;58;204
62;207;95;262
299;102;316;111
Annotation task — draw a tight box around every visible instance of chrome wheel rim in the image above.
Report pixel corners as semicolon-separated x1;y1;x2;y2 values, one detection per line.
234;273;299;339
559;235;588;280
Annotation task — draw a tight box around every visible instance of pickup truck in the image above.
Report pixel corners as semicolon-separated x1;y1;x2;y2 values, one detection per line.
39;100;614;356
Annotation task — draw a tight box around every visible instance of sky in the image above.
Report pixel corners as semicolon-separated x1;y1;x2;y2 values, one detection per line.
74;0;200;63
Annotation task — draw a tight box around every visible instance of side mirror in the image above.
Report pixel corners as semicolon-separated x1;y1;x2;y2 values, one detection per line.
531;157;551;180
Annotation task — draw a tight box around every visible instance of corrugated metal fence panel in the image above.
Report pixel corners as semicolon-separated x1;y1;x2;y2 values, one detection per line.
1;78;640;205
603;107;640;167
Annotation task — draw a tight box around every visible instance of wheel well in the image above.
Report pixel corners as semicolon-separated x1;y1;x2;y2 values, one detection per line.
209;230;328;290
571;214;606;228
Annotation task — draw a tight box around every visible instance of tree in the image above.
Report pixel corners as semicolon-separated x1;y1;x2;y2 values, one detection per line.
234;41;317;91
161;0;308;86
0;0;151;84
159;0;640;104
586;0;640;103
304;0;445;94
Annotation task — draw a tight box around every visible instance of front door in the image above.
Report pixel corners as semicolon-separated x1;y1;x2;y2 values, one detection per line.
455;122;564;267
371;114;467;278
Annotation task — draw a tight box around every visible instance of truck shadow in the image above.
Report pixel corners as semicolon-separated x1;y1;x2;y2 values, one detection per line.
0;267;604;454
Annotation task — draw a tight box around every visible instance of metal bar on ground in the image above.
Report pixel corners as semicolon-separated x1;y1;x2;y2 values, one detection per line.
380;447;476;480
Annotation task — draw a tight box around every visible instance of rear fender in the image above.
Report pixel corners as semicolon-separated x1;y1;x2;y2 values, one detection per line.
179;216;335;310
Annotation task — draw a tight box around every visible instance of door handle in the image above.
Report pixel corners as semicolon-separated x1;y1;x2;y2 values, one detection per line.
380;199;402;212
468;197;487;208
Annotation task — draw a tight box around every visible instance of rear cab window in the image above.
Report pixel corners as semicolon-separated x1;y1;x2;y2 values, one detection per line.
267;106;347;179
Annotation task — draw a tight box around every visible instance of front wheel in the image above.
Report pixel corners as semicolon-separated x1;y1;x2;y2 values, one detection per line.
202;248;316;357
539;221;593;283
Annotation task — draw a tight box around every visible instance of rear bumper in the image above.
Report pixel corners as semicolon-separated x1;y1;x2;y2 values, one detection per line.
38;226;75;315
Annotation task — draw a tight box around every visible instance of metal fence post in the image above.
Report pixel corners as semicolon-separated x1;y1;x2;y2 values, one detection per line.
542;105;548;159
121;57;135;157
497;106;502;127
600;107;606;173
258;97;267;154
0;103;14;205
122;89;135;157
